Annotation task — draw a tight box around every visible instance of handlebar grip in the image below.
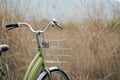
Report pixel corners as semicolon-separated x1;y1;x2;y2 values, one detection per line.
57;24;63;29
55;23;63;29
6;24;19;30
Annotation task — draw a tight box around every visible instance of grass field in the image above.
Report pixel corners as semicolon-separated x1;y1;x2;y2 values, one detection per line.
0;1;120;80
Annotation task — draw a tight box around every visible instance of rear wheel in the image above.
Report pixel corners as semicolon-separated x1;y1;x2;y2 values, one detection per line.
39;69;69;80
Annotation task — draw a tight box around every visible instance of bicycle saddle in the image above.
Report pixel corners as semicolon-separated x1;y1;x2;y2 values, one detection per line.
0;44;9;55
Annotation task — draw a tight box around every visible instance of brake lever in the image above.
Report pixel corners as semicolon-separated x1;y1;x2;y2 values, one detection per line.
55;23;63;29
52;18;63;29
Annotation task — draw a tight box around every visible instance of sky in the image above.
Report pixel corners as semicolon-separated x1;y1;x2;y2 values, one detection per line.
27;0;120;22
1;0;120;22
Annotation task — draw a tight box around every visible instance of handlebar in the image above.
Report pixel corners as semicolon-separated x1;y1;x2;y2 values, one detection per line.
6;18;63;34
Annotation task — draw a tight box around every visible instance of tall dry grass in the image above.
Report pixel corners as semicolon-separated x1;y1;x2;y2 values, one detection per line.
0;0;120;80
65;22;120;80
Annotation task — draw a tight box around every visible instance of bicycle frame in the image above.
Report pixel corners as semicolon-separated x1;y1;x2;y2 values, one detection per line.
5;19;63;80
0;66;5;80
23;33;51;80
23;50;42;80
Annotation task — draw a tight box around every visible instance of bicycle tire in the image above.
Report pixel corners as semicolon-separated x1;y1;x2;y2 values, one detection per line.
37;68;69;80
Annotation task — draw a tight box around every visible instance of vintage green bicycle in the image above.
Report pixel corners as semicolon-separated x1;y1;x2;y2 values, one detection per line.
0;19;69;80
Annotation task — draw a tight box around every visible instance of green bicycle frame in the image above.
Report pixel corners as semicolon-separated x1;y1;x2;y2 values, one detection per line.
0;70;5;80
0;57;5;80
23;33;52;80
0;47;43;80
23;50;42;80
5;20;64;80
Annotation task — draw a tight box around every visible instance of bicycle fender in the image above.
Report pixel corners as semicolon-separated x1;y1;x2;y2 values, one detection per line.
37;66;58;80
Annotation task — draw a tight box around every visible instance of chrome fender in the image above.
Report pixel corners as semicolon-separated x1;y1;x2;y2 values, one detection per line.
37;66;58;80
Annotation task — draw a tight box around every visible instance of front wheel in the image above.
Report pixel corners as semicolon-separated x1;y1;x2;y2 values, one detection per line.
37;68;69;80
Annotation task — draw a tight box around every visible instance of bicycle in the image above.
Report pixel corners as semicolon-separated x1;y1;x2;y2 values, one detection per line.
0;18;69;80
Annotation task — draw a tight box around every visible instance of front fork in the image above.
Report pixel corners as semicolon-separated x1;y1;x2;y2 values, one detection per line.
45;68;52;80
41;52;52;80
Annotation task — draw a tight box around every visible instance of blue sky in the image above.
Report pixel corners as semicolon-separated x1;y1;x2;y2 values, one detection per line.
27;0;81;20
29;0;120;21
1;0;120;22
